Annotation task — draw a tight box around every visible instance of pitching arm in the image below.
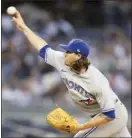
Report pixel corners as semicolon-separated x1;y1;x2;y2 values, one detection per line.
12;10;47;51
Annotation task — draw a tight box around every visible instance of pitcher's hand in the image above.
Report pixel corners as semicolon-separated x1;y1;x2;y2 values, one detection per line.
12;10;27;32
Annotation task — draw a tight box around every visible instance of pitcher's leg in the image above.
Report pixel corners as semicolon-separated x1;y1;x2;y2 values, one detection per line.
112;127;131;137
74;127;98;138
74;124;114;138
76;117;126;137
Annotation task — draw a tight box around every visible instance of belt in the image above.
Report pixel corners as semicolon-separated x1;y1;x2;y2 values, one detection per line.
90;114;97;118
115;98;119;103
115;98;123;105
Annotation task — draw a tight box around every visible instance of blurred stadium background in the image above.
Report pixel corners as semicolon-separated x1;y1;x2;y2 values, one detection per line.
2;0;131;137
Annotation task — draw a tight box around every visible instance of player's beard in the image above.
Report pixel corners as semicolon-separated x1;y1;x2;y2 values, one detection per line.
64;60;81;74
70;58;90;74
70;59;84;73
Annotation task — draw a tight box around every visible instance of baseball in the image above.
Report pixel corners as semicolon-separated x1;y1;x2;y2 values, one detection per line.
7;6;17;15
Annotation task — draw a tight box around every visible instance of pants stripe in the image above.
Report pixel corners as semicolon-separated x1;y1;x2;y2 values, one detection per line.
83;126;98;138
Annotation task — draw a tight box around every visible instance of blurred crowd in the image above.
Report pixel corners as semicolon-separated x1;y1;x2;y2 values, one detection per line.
2;0;131;137
2;1;131;107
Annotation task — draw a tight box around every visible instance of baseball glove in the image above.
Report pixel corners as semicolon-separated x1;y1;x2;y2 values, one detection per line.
46;107;79;134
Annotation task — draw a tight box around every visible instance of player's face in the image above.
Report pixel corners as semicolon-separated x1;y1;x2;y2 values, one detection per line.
64;51;81;66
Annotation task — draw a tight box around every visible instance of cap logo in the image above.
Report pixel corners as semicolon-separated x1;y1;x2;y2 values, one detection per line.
77;49;80;52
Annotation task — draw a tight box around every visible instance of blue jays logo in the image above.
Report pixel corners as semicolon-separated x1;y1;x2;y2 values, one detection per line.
79;98;95;105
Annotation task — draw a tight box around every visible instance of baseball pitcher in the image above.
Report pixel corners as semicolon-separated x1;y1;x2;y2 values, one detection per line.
10;9;131;137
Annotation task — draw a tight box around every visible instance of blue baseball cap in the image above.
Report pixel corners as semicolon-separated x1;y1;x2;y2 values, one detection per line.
60;39;90;57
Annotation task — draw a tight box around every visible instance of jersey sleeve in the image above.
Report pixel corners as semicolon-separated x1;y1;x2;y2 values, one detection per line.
38;45;64;69
96;82;115;117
